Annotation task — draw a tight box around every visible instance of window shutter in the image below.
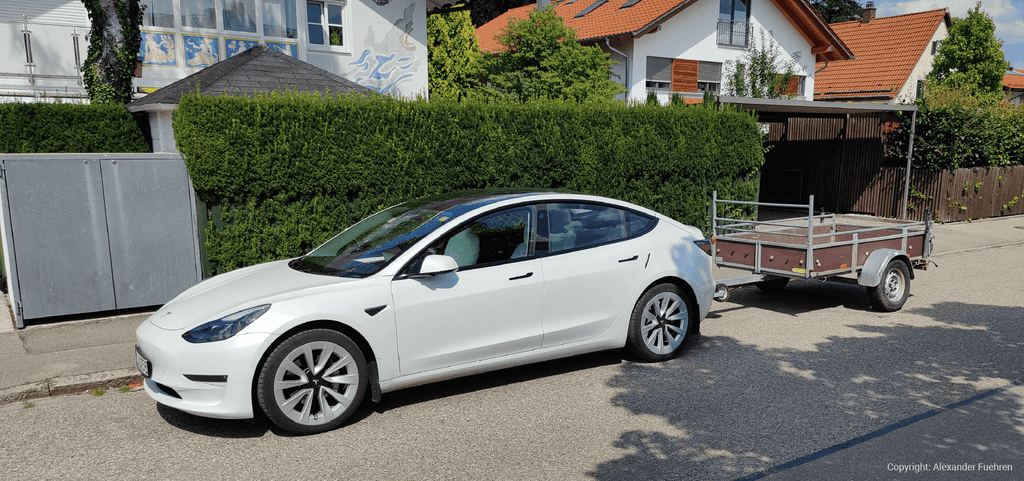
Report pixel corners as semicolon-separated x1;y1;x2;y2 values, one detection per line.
697;62;722;82
646;57;672;82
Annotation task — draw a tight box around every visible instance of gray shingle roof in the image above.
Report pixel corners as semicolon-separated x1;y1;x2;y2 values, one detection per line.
127;46;370;110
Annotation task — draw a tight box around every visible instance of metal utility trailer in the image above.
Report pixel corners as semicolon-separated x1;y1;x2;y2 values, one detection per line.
710;192;934;311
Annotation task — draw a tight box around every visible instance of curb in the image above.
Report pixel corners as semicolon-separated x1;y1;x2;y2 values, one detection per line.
0;368;143;405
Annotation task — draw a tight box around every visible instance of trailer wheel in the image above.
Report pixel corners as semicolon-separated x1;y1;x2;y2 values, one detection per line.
867;260;910;312
755;278;790;293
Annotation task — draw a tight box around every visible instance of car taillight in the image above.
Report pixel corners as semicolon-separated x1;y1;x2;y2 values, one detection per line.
694;239;713;256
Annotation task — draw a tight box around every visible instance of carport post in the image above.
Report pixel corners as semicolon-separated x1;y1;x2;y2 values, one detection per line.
900;110;917;219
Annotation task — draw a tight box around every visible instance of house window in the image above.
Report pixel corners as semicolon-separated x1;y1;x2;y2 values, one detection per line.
263;0;298;38
931;40;941;55
181;0;216;29
916;79;925;99
718;0;750;47
222;0;257;33
307;1;346;47
645;57;672;90
141;0;174;28
697;61;722;92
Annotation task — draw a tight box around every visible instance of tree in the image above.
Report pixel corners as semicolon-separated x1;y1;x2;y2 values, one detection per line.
81;0;144;104
928;3;1010;96
722;29;797;99
812;0;862;24
478;8;624;102
428;8;480;102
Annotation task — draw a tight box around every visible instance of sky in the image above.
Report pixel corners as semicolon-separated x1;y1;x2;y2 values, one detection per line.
869;0;1024;70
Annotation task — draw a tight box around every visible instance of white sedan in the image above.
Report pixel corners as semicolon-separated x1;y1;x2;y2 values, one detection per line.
135;191;715;434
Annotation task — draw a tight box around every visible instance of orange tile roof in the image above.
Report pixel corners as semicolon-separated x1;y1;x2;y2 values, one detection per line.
814;9;949;100
476;0;852;61
1005;70;1024;90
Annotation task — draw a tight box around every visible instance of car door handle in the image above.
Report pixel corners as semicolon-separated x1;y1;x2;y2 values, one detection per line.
618;255;639;263
509;272;533;281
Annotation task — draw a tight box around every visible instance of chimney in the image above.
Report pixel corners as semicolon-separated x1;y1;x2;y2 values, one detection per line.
537;0;550;9
861;1;876;22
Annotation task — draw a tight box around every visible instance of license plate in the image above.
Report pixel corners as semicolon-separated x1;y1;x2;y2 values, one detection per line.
135;346;151;378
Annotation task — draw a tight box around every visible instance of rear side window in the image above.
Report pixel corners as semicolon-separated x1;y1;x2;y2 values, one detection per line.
546;203;656;253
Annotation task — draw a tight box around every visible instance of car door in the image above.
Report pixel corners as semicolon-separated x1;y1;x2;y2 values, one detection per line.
540;203;655;347
391;204;544;375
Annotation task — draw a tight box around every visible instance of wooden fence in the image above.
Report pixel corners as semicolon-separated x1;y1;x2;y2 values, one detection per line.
759;114;1024;222
862;166;1024;222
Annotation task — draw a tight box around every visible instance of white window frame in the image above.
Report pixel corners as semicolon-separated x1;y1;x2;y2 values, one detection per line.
305;0;349;53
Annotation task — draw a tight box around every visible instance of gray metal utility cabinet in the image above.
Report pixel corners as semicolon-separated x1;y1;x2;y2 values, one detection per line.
0;153;202;328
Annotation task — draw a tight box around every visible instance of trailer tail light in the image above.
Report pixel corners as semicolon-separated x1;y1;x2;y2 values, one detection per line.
694;239;713;256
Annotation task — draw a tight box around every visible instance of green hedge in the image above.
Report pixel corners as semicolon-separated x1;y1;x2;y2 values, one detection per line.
0;103;148;153
174;93;763;273
886;86;1024;170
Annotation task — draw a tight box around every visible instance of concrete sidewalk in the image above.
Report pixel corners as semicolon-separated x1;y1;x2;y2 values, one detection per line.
2;214;1023;407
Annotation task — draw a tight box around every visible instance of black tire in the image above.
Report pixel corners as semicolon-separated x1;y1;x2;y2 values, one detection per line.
626;283;694;362
257;329;367;435
867;260;911;312
755;278;790;293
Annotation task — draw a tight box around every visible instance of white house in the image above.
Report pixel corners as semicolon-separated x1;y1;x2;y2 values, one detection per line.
477;0;853;103
1;0;428;102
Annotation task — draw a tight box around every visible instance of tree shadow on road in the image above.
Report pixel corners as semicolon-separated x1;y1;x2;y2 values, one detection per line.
587;301;1024;480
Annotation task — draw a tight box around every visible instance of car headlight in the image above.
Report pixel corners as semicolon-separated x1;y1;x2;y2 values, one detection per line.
182;305;271;343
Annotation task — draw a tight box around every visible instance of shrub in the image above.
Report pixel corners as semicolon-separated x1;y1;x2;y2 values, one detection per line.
0;103;148;153
174;93;763;273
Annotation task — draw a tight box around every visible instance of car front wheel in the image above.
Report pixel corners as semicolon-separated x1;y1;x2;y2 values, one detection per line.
626;283;693;362
257;329;367;435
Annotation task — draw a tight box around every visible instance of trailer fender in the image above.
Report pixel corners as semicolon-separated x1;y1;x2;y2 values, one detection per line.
858;249;914;287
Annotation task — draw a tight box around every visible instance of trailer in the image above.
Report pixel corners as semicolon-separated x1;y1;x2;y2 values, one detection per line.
710;192;934;311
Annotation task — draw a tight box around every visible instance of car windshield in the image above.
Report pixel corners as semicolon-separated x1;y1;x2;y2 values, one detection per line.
290;194;512;278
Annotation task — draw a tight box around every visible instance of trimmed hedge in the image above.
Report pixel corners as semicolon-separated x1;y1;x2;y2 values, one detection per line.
174;93;763;273
0;103;148;153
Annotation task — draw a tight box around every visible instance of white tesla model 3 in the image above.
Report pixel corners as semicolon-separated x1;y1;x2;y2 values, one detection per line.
136;190;715;434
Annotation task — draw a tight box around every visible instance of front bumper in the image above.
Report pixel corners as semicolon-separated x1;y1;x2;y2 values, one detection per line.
136;318;276;420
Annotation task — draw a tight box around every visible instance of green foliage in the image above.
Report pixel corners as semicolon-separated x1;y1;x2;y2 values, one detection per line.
174;93;764;273
723;29;797;99
428;7;481;102
477;8;624;102
928;3;1010;95
886;82;1024;170
0;103;148;153
812;0;862;23
81;0;144;104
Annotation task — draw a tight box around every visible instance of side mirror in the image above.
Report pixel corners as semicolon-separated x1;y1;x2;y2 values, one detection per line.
419;255;460;276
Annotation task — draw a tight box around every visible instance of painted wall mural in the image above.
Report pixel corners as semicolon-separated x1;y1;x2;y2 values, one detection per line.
184;35;220;68
266;41;299;58
225;38;260;58
342;3;421;96
140;32;177;66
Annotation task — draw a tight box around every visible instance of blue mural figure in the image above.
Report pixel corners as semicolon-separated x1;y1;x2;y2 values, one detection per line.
226;39;260;58
140;32;176;66
184;35;219;67
266;42;298;58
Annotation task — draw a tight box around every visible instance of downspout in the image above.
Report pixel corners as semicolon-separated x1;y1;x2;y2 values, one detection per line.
815;57;828;74
605;39;628;101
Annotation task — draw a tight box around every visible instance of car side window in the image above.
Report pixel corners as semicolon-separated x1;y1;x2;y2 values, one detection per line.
407;205;537;273
547;203;656;253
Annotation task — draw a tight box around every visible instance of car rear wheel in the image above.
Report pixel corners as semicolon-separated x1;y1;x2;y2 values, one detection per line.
626;283;693;362
257;329;367;435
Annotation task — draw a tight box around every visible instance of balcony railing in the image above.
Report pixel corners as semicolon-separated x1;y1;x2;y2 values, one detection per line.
717;20;749;48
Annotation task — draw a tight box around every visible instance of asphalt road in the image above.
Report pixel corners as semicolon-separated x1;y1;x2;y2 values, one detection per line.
1;244;1021;480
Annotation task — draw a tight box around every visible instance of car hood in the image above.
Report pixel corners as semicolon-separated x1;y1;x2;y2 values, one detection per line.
150;259;354;330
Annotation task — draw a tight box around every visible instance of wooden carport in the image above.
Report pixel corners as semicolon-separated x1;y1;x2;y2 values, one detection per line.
720;96;918;219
